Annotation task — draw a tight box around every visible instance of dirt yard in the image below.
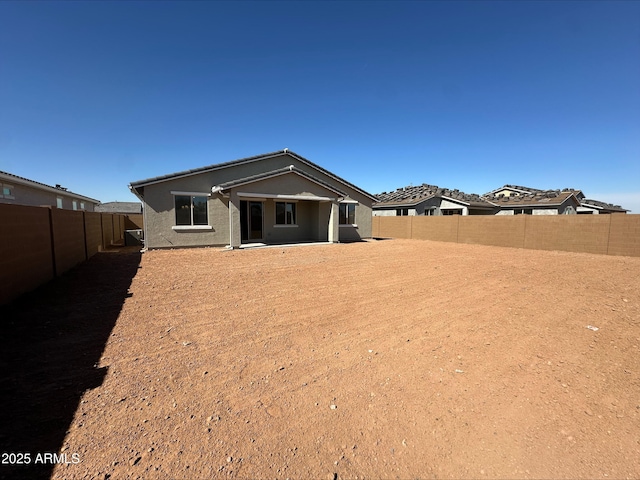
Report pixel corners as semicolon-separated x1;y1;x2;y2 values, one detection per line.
3;239;639;479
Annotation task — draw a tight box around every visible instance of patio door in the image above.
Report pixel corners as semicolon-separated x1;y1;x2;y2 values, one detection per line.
240;200;263;242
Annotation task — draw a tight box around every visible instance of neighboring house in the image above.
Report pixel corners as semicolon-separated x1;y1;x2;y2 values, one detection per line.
129;149;376;249
95;202;143;214
373;184;495;216
0;170;100;211
577;199;628;214
484;185;627;215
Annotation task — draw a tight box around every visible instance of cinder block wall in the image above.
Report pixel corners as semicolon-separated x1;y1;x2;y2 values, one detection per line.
124;214;143;230
113;215;121;244
0;204;54;305
608;214;640;257
1;205;128;305
458;216;526;248
102;214;114;247
51;208;86;276
374;214;640;257
411;216;459;243
84;211;103;258
376;216;412;239
524;215;610;255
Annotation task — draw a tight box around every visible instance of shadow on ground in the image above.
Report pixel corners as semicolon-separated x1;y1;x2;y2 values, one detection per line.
0;248;141;480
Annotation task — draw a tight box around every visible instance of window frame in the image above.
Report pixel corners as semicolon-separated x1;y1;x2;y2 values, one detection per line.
56;197;63;209
441;209;461;216
513;208;533;215
171;192;212;230
339;203;357;226
72;200;78;210
274;201;297;227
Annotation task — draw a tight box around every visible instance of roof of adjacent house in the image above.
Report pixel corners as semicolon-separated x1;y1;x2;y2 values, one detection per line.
484;184;626;211
95;202;143;214
0;170;100;203
129;149;377;201
483;189;579;207
485;184;545;196
581;198;627;212
374;183;494;209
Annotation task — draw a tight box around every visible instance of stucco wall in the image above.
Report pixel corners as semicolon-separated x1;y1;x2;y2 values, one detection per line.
139;153;373;248
0;182;96;211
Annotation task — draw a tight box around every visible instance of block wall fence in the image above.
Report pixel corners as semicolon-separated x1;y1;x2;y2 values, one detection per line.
0;204;140;305
372;214;640;258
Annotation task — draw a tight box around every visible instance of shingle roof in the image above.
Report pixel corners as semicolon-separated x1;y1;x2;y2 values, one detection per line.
0;170;100;203
374;184;494;208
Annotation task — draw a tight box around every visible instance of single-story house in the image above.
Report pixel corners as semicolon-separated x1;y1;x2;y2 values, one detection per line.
484;185;627;215
129;149;376;249
0;170;100;211
373;184;495;216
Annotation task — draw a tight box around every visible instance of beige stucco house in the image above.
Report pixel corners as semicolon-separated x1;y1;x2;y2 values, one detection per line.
373;184;495;216
129;150;376;249
485;185;627;215
0;170;100;211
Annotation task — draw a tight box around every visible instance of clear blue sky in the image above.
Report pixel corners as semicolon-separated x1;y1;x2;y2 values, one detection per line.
1;1;638;211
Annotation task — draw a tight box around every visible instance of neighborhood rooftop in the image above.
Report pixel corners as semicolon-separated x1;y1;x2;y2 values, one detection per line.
374;183;491;207
374;182;628;213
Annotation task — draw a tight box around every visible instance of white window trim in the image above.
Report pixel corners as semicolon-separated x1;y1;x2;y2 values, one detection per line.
56;197;63;208
339;202;356;225
173;193;211;228
172;225;213;231
171;190;211;197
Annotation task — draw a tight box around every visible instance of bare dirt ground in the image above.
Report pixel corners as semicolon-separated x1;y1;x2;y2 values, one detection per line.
2;239;639;479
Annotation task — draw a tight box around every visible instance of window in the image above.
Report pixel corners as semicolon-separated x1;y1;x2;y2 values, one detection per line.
1;184;14;199
339;203;356;225
175;195;208;226
275;202;296;225
513;208;532;215
72;200;78;210
396;208;409;216
80;202;85;210
441;209;461;215
56;197;63;208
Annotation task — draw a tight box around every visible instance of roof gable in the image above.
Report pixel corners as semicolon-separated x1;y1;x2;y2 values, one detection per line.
130;150;376;201
212;165;347;197
374;183;493;208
